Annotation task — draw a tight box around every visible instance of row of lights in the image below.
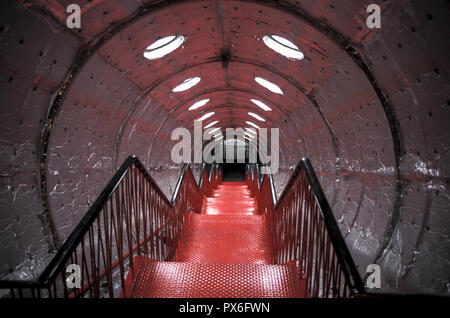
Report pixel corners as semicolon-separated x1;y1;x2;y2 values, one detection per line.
143;33;304;139
143;34;304;63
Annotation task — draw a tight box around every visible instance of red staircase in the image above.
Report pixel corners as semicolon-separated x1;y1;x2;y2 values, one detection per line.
0;159;365;298
125;182;306;298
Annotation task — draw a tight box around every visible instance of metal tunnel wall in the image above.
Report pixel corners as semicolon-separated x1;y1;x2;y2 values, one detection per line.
0;0;448;295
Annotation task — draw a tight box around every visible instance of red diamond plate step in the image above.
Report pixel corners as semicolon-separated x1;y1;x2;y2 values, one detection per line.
121;180;307;298
204;182;258;215
127;257;304;298
204;198;257;215
176;214;273;264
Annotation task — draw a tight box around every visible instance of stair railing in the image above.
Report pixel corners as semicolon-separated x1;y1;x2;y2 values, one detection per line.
0;156;220;298
246;159;365;298
199;163;222;197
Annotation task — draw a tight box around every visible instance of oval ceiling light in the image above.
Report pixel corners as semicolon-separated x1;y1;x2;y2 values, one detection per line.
250;99;272;111
255;77;283;95
197;112;215;121
207;127;220;135
246;121;260;129
172;77;201;92
248;112;266;122
244;132;255;139
188;98;210;110
143;35;185;60
262;35;304;61
244;136;255;143
245;128;257;135
204;120;219;129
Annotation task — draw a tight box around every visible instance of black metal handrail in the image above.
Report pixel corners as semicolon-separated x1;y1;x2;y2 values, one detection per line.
171;163;190;205
249;158;366;296
198;163;206;189
0;156;209;291
300;158;365;294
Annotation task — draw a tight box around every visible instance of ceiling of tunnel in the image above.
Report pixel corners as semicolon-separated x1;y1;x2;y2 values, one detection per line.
1;0;448;295
26;0;385;140
32;0;395;185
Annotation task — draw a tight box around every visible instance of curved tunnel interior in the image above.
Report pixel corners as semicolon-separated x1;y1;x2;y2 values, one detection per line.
0;0;449;295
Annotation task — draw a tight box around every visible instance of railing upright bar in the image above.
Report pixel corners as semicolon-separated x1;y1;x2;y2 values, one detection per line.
267;170;277;206
171;163;189;205
300;158;365;294
245;158;366;297
37;156;137;285
0;155;222;298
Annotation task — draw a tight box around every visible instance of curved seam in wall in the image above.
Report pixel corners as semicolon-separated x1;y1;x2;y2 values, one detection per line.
37;0;188;247
310;96;341;207
10;1;88;253
346;46;404;271
247;0;405;270
113;91;298;171
182;103;283;129
172;87;290;116
398;190;432;289
36;0;403;262
112;81;312;170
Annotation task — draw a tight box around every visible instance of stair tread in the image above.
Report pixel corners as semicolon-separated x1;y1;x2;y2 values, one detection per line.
122;181;306;298
205;182;258;216
129;257;304;298
176;214;272;264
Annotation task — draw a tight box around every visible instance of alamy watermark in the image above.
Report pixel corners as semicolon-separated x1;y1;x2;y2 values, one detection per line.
367;4;381;29
64;262;382;291
66;4;81;29
66;264;81;289
170;120;280;174
65;3;381;30
366;264;381;289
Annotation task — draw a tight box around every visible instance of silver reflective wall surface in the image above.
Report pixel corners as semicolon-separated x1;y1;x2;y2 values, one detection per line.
0;0;448;295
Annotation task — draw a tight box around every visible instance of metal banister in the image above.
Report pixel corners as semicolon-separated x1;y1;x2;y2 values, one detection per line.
246;159;366;297
300;158;365;295
40;156;157;285
0;156;219;297
171;163;189;205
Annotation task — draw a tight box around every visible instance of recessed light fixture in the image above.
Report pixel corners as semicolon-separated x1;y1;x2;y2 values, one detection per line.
204;120;219;129
206;127;220;135
262;35;304;61
172;77;201;92
250;99;272;111
246;121;260;129
248;112;265;122
245;128;257;135
255;77;283;95
197;112;215;121
143;35;185;60
244;135;254;143
188;98;210;110
245;132;255;138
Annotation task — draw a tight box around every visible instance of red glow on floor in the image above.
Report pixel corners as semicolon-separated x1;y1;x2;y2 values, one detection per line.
129;258;303;298
205;182;257;215
176;214;273;264
125;181;305;298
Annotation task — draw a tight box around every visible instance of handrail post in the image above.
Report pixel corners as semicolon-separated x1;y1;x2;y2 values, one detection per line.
252;158;367;297
256;164;261;189
267;170;277;206
198;163;206;189
0;155;204;297
300;158;365;295
208;164;213;183
171;163;189;205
